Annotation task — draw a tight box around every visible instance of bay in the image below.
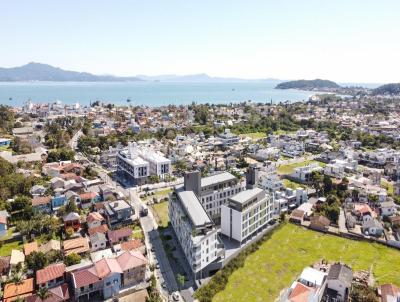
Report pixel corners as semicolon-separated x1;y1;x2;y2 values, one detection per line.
0;81;315;107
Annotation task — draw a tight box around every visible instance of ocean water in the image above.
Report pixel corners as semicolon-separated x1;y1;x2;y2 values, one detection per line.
0;81;316;107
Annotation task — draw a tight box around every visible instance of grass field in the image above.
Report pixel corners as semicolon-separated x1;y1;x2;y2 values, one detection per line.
240;132;266;140
151;201;169;228
143;188;172;202
282;179;307;190
277;160;325;175
213;224;400;302
381;179;394;196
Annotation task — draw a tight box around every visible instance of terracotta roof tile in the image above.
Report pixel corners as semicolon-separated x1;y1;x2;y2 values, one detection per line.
88;224;109;236
87;212;104;223
120;239;144;252
32;196;51;207
107;227;132;244
72;268;101;288
116;250;148;271
63;237;90;256
3;278;34;302
36;263;65;285
24;241;39;256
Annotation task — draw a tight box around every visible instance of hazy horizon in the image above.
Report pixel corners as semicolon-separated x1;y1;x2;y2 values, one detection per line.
1;1;399;83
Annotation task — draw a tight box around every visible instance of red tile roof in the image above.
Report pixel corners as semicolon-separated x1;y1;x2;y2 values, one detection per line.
0;215;7;224
120;239;144;252
26;283;70;302
72;268;101;288
80;192;98;200
107;227;132;244
63;237;90;256
94;258;123;278
3;278;34;302
116;250;148;271
88;224;109;236
288;282;314;302
32;196;51;207
87;212;104;223
24;241;39;256
380;284;399;302
36;263;65;285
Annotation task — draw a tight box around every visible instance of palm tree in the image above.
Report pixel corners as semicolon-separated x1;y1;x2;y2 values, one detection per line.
10;271;23;285
37;286;51;301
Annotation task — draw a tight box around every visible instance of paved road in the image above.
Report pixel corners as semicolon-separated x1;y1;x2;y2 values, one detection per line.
69;129;82;150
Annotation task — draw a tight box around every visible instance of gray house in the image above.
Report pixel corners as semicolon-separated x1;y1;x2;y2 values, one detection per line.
104;200;133;229
362;219;384;237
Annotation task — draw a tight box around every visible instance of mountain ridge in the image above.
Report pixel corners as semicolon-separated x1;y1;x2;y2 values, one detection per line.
0;62;143;82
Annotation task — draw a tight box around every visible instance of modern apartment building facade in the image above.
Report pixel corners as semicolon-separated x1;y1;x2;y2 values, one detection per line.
169;189;224;278
220;188;273;243
116;143;171;185
184;171;246;225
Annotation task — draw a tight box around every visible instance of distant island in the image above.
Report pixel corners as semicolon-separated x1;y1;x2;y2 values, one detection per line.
372;83;400;96
0;62;143;82
275;79;341;90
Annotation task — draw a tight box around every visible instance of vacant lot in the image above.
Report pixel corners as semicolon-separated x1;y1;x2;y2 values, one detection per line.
213;224;400;302
151;201;169;228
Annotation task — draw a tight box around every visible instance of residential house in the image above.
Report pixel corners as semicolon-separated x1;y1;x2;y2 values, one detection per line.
116;239;146;255
380;201;397;217
26;283;70;302
80;192;101;209
104;200;133;229
70;267;102;301
284;267;327;302
90;232;107;252
23;241;38;256
50;177;65;190
3;278;34;302
88;224;109;237
87;212;104;229
291;163;323;183
29;185;46;197
362;219;384;237
94;258;122;299
51;195;67;212
107;227;132;245
326;263;353;302
63;212;81;232
290;209;305;224
39;239;61;254
32;196;51;214
63;237;90;256
36;263;66;288
0;215;7;238
116;250;148;287
378;284;400;302
99;185;115;201
10;249;25;271
310;215;331;232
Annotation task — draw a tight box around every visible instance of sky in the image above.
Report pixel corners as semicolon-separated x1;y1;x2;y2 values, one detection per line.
0;0;399;83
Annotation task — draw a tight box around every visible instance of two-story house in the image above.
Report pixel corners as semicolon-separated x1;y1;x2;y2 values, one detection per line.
36;263;66;289
104;200;133;229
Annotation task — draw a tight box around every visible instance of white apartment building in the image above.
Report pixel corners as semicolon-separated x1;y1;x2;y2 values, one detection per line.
221;188;273;243
116;143;171;185
184;171;246;225
292;163;323;183
116;150;149;185
218;128;240;146
260;172;284;192
169;189;224;277
273;188;308;214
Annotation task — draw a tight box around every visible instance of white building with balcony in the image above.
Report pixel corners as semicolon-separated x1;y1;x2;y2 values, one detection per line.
169;189;224;278
221;188;273;243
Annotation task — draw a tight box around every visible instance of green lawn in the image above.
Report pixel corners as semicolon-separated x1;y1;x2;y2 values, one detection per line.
381;179;393;196
0;229;23;257
131;225;144;240
213;224;400;302
277;160;325;175
240;132;266;140
151;201;169;228
143;188;172;202
282;179;307;190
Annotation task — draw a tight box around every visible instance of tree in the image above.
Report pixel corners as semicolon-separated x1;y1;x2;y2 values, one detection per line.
176;274;185;290
26;251;48;272
64;253;81;266
37;287;51;301
311;171;324;196
323;175;333;194
10;271;23;284
65;199;78;214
